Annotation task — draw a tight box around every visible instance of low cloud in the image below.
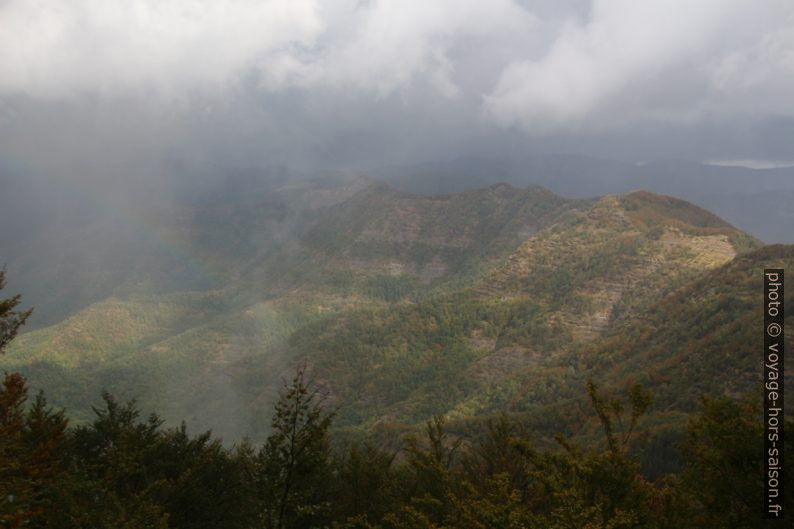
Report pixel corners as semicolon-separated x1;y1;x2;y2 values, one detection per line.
0;0;535;101
484;0;794;133
1;1;793;171
0;0;322;98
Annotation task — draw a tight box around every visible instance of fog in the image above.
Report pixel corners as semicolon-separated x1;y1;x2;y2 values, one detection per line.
2;1;794;442
1;0;793;315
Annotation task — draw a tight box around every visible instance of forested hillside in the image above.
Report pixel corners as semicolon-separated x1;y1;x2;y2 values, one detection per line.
1;178;791;527
1;180;580;438
4;1;792;525
2;354;791;528
2;180;788;447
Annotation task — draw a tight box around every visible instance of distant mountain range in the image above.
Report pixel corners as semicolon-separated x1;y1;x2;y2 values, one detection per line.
1;167;790;449
373;155;794;244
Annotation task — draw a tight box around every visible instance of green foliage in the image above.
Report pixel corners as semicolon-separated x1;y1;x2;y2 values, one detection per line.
1;375;260;528
332;440;398;525
2;190;775;446
461;414;532;496
496;383;654;529
675;394;793;528
0;373;67;527
587;381;652;458
584;244;793;415
397;416;462;525
0;192;790;528
361;275;417;302
0;269;32;354
256;365;335;529
618;191;739;236
0;356;788;529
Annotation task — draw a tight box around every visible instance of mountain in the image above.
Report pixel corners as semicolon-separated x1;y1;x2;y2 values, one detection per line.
5;154;789;329
0;178;580;438
585;243;793;408
285;190;764;432
3;176;783;449
373;155;794;243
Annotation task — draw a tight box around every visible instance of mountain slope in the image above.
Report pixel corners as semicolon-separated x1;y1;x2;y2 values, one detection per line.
1;181;779;446
1;180;580;438
283;190;763;432
584;243;793;409
375;155;794;243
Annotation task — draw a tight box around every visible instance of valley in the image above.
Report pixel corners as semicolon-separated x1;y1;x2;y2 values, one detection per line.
2;175;789;450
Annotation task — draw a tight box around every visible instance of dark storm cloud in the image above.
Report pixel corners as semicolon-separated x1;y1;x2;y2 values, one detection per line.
1;0;793;175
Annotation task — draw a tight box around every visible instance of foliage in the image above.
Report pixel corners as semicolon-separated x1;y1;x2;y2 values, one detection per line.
1;190;776;444
0;192;789;527
0;269;32;354
676;394;793;528
0;362;787;529
256;365;335;529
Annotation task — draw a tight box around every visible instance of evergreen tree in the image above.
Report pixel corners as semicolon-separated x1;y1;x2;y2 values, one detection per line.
0;269;32;354
333;440;397;525
0;272;53;528
67;393;170;528
0;375;70;528
257;365;335;529
677;394;794;529
385;415;461;528
147;426;258;529
506;381;654;529
0;373;37;527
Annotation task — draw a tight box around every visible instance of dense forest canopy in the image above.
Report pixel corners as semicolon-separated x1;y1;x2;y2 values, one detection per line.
1;269;792;528
2;2;793;526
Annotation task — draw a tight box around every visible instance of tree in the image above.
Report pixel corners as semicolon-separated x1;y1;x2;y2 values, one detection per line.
504;382;654;529
0;375;69;528
56;393;258;529
0;272;49;528
145;425;259;529
676;394;793;529
461;413;532;498
451;414;539;529
333;440;397;525
586;380;652;459
0;268;32;354
66;393;170;529
257;365;335;529
385;415;461;528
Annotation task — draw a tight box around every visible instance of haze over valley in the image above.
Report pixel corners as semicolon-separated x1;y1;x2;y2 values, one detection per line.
0;2;792;527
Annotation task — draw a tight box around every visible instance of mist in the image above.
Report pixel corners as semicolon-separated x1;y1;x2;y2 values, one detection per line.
1;0;791;326
2;0;794;188
0;6;793;522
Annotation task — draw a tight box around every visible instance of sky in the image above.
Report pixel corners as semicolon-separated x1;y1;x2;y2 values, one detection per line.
1;0;794;188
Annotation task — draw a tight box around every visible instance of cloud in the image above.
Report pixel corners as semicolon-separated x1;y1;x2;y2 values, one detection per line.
0;0;535;101
1;1;794;170
288;0;537;98
0;0;324;98
484;0;794;133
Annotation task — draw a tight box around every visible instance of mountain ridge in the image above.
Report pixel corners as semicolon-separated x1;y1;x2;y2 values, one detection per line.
0;180;782;445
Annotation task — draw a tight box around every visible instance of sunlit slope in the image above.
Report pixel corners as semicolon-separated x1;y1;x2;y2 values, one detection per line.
456;243;794;469
3;287;383;439
287;191;762;429
2;183;774;443
298;182;576;281
2;181;579;438
583;243;793;409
